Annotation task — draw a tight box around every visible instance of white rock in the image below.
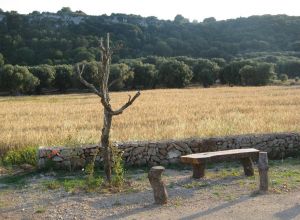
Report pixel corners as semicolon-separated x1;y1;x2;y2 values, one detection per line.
167;149;181;159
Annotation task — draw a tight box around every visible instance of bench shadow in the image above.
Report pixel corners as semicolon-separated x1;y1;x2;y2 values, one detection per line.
172;173;250;189
179;195;251;220
274;204;300;220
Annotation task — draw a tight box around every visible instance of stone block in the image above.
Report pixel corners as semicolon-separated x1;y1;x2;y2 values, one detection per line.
132;146;145;156
159;149;167;155
38;158;45;169
167;149;181;159
52;156;63;162
148;147;157;156
71;158;86;169
60;149;71;158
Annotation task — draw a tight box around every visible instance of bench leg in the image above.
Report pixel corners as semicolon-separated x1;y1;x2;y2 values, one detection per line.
192;163;206;179
241;157;254;176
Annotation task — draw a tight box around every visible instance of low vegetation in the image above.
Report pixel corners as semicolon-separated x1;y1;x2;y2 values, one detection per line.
2;158;300;195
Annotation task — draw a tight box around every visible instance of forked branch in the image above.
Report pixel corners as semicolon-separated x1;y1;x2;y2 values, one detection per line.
112;91;141;115
77;64;102;97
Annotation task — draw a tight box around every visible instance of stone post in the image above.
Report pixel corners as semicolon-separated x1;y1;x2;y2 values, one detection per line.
148;166;168;204
258;152;269;192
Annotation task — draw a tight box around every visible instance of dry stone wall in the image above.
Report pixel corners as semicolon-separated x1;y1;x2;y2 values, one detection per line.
38;132;300;170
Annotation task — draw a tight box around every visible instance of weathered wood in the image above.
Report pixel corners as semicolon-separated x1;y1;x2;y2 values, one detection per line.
181;148;259;179
240;157;254;176
102;109;113;181
192;163;206;179
258;152;269;192
148;166;168;205
181;148;259;164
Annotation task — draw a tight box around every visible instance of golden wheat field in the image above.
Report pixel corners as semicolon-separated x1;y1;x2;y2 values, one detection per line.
0;86;300;152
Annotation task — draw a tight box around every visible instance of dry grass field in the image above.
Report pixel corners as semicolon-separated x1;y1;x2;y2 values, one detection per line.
0;86;299;153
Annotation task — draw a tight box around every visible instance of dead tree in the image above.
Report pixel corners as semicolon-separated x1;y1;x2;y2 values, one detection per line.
77;33;140;182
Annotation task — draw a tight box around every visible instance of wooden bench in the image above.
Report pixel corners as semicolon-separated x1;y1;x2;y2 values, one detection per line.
181;148;259;179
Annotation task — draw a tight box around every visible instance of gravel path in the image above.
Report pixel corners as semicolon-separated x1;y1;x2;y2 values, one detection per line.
1;168;300;219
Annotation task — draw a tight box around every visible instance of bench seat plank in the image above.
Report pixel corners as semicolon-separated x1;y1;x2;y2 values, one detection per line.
181;148;259;165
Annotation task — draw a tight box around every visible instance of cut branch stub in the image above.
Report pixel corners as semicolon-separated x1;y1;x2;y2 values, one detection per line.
148;166;168;205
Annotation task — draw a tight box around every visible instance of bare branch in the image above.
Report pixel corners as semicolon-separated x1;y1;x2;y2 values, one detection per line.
77;64;102;97
112;91;141;115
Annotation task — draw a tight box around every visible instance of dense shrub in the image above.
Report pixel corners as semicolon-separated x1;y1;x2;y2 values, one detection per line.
0;64;39;94
2;146;37;166
240;63;275;86
158;60;193;88
132;63;158;89
278;74;288;82
54;65;74;91
109;63;134;90
219;60;254;85
193;59;220;87
29;65;55;93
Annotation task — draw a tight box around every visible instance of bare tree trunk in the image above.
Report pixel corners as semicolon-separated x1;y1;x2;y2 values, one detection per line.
101;109;112;182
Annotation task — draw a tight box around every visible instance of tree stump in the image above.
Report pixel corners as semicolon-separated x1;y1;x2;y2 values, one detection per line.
258;152;269;192
148;166;168;204
240;157;254;176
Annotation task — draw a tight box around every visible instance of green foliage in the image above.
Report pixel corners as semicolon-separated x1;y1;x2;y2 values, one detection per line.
109;63;134;90
1;11;300;65
1;11;300;91
203;17;216;23
158;60;193;88
2;146;37;166
44;175;104;193
132;62;158;89
193;59;220;87
0;64;39;94
76;61;100;87
174;14;189;24
219;60;254;85
45;180;60;190
54;65;73;91
29;65;55;93
111;146;125;188
73;47;95;63
0;53;4;66
14;47;35;65
240;62;275;86
279;74;288;82
277;60;300;78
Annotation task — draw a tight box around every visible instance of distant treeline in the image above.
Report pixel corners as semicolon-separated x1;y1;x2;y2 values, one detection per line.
0;54;299;95
1;8;300;94
1;8;300;65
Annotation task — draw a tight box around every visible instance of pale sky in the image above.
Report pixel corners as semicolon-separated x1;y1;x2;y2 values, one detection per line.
1;0;300;21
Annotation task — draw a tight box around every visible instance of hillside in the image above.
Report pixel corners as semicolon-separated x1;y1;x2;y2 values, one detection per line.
1;8;300;65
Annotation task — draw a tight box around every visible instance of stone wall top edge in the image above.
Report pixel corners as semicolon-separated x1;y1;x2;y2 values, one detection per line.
38;132;300;149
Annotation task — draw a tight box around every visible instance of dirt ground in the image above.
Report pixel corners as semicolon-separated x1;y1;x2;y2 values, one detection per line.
1;164;300;220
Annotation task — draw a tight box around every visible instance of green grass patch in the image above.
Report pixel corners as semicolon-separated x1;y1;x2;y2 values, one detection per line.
43;174;104;193
182;181;209;189
35;207;46;214
0;170;38;186
2;146;37;166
